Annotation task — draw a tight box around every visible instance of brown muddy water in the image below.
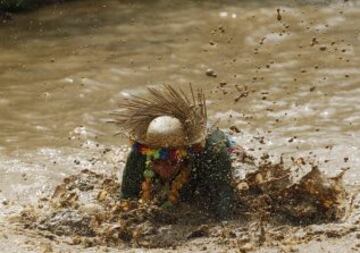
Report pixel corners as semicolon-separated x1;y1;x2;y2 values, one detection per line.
0;0;360;252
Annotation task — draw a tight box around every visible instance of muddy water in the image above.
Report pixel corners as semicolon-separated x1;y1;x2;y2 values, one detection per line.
0;0;360;251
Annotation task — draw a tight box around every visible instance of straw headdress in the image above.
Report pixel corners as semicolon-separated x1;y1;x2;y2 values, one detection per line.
113;84;207;148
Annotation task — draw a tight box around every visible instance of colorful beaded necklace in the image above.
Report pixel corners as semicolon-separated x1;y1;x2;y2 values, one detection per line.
132;142;203;204
133;142;188;161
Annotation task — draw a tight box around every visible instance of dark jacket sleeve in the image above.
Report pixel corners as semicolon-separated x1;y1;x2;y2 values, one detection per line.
120;148;146;199
197;129;235;219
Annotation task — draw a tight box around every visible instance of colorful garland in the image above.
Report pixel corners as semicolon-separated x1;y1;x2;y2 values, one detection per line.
132;142;203;204
132;142;203;161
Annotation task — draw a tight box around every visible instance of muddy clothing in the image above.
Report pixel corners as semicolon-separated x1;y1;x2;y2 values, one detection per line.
121;129;235;219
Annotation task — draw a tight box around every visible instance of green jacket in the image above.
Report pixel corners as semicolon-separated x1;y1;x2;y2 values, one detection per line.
121;129;235;219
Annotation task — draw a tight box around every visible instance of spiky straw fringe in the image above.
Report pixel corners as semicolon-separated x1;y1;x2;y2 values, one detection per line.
112;84;207;146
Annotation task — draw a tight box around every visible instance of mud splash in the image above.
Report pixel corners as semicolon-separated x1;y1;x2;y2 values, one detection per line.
13;150;353;251
235;162;348;224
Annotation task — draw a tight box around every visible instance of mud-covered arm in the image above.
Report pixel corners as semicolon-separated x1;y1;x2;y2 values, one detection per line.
120;148;146;199
202;129;235;219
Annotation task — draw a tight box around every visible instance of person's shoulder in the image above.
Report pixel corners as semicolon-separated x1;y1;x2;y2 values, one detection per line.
205;129;230;149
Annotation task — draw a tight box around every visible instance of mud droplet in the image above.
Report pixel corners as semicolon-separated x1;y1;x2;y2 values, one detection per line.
205;68;217;78
277;9;282;21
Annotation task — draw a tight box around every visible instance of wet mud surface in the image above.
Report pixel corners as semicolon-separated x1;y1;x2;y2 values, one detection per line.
0;138;360;252
5;148;359;253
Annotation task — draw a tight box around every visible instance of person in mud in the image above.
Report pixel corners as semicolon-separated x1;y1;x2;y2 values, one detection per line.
114;85;236;219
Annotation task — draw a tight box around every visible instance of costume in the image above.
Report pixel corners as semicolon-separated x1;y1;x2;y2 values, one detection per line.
114;85;235;219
